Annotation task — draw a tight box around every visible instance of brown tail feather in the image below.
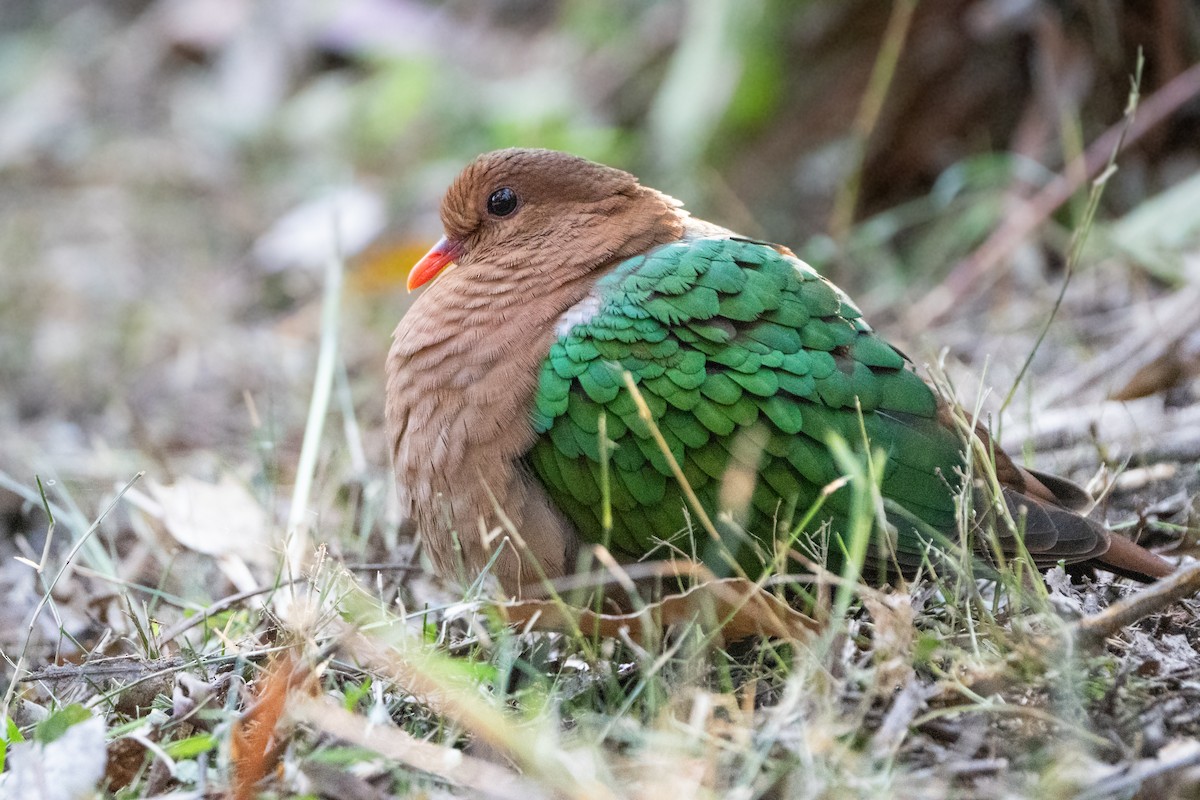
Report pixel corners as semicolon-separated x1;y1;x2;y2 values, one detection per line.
975;419;1174;582
1020;467;1094;511
1012;466;1174;582
999;487;1109;561
1097;533;1176;581
1003;466;1174;582
938;400;1174;582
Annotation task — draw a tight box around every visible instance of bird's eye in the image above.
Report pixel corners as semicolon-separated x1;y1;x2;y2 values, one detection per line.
486;187;518;217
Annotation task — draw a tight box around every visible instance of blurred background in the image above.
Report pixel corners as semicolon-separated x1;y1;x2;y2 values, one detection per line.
1;0;1198;663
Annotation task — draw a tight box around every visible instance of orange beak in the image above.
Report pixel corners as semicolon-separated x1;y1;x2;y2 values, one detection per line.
407;236;464;291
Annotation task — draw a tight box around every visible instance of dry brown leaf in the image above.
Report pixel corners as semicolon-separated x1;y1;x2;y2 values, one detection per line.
1110;331;1200;401
862;593;916;689
105;736;150;792
230;652;313;800
498;577;818;643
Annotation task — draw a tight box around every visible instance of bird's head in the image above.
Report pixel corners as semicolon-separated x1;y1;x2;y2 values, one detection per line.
408;148;685;291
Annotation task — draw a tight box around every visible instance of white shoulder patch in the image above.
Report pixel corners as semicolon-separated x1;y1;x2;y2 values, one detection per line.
555;291;603;338
680;216;734;241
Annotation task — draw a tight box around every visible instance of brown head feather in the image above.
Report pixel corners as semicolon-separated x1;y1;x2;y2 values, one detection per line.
437;148;683;281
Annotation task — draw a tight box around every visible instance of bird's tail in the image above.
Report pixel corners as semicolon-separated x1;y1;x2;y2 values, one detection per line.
1095;531;1176;581
1011;466;1174;582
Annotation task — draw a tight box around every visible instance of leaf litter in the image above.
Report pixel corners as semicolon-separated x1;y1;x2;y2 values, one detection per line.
2;2;1200;798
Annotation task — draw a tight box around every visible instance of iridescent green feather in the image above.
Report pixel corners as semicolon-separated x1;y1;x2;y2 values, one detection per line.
528;237;966;577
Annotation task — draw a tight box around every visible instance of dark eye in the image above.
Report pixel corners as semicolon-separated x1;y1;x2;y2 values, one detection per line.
486;187;518;217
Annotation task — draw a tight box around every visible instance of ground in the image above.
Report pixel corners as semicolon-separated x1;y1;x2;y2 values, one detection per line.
2;1;1199;798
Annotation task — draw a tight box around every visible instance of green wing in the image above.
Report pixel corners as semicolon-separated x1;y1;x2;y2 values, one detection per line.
529;236;966;577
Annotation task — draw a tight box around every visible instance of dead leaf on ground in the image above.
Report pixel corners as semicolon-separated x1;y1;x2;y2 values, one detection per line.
105;736;151;792
149;476;270;561
1110;329;1200;401
862;592;917;689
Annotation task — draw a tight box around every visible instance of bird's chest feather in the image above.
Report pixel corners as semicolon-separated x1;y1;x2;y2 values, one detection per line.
385;275;604;523
385;273;610;589
388;314;543;495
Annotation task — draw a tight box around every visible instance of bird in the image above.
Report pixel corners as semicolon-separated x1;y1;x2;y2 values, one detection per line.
385;148;1173;596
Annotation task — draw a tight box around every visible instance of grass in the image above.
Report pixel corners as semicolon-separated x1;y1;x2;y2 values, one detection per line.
3;7;1199;798
3;346;1193;798
4;136;1199;795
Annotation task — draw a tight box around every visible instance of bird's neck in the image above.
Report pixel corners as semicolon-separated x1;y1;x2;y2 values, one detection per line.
381;253;635;585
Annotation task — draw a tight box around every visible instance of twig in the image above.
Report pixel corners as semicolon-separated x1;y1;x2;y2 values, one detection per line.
290;696;542;800
912;701;1113;750
871;679;938;758
909;58;1200;326
1072;561;1200;646
1003;394;1200;457
1039;284;1200;407
1074;741;1200;800
909;758;1009;780
155;579;303;648
998;53;1143;415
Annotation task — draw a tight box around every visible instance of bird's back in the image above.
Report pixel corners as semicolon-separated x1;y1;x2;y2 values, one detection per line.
528;235;968;579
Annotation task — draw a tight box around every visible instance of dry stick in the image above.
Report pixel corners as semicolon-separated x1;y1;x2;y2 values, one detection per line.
909;59;1200;327
1074;742;1200;800
155;579;302;648
1040;284;1200;406
337;627;608;800
290;697;539;800
1072;561;1200;646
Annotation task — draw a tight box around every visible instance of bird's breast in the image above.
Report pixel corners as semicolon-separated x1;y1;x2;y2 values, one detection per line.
384;269;609;588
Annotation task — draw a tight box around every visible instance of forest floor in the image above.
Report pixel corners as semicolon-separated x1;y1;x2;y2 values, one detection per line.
2;2;1200;798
